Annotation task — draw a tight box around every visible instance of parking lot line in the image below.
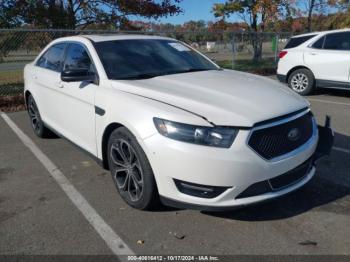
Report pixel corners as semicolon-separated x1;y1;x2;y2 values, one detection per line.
0;112;134;258
308;98;350;106
333;146;350;154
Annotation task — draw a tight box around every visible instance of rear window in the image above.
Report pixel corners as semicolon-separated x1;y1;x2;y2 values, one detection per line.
285;35;317;49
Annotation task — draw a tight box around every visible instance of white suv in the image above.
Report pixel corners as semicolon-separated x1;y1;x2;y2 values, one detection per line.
277;29;350;95
24;35;333;211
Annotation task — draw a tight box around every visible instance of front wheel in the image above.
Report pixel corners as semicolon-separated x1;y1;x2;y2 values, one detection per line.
288;69;315;96
27;95;51;138
107;127;159;210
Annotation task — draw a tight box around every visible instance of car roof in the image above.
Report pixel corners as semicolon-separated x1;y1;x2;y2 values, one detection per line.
291;28;350;38
55;34;175;43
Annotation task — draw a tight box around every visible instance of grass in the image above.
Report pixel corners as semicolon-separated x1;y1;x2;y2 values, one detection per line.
0;70;23;85
217;58;277;75
0;63;24;112
0;70;24;97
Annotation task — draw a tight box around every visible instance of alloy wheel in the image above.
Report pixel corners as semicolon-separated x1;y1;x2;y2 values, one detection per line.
28;97;42;133
290;73;309;92
110;139;144;202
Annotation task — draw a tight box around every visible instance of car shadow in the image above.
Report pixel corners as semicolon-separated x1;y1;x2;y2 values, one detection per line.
201;132;350;221
150;205;182;212
311;88;350;98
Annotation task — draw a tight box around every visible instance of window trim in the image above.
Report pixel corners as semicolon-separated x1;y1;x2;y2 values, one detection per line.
35;42;68;72
62;41;100;85
309;35;326;49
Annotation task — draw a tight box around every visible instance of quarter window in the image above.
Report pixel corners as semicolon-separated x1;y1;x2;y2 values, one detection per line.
311;36;325;49
36;43;67;72
64;43;93;71
323;32;350;51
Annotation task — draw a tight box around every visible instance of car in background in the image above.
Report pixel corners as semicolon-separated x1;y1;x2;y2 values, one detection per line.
277;29;350;95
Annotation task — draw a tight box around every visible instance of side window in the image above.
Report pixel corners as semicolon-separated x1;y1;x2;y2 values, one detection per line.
324;32;350;51
64;43;93;72
312;36;325;49
36;43;67;72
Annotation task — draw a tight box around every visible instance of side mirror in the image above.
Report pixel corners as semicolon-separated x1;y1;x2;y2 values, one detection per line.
61;69;96;82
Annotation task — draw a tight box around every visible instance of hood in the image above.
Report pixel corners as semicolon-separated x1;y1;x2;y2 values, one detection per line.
110;69;309;127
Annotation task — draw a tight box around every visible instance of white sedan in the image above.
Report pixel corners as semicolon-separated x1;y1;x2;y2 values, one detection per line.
24;35;333;211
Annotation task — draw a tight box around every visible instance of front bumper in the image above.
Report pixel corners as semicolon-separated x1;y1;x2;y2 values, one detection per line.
142;116;333;211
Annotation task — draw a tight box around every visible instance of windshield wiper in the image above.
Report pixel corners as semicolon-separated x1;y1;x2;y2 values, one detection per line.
179;68;210;73
165;68;218;75
116;68;217;80
116;73;161;80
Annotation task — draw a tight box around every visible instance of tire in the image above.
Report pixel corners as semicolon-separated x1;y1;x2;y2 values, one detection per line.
107;127;159;210
288;69;315;96
27;95;52;138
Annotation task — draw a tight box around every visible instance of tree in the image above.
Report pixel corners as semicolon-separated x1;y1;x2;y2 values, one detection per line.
0;0;21;28
212;0;286;61
182;20;207;31
288;0;349;32
1;0;183;29
11;0;70;28
327;0;350;14
296;0;327;32
327;0;350;28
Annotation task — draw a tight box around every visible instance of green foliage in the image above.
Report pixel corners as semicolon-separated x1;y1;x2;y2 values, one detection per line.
212;1;287;61
0;0;21;28
0;0;183;29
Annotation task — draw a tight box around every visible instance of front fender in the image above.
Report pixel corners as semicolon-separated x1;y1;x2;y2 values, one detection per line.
94;82;211;160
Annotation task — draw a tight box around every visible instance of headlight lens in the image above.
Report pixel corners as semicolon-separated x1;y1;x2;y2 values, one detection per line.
153;118;238;148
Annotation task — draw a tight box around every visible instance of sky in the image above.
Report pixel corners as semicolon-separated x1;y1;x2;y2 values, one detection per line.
130;0;336;25
132;0;232;25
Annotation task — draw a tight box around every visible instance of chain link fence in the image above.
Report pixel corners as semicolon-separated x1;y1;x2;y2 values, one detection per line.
0;28;292;96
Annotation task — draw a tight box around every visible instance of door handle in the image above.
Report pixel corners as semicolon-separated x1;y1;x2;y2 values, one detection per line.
310;53;317;56
32;74;37;80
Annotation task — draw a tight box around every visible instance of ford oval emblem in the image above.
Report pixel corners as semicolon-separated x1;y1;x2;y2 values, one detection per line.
287;128;301;141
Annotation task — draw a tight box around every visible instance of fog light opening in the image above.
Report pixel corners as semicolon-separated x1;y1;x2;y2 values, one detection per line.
174;179;229;199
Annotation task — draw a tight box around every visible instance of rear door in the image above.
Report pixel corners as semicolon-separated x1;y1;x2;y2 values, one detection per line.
304;32;350;83
57;42;98;155
32;42;68;128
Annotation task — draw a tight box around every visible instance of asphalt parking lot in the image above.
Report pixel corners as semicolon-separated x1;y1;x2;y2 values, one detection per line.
0;85;350;257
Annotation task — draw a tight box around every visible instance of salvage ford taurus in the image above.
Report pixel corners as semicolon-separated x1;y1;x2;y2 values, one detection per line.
24;35;334;211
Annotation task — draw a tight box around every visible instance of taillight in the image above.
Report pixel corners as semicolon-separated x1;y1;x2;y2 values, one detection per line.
279;51;288;59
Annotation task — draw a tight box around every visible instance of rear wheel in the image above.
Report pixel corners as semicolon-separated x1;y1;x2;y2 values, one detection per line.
107;127;159;210
27;95;51;138
288;69;315;96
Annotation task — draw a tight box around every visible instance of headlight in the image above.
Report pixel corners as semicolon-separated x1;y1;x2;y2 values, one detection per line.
153;118;238;148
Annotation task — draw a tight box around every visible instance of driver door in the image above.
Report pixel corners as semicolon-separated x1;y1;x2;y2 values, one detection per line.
57;43;98;155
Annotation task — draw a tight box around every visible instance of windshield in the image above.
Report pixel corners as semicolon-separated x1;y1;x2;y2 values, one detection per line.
94;39;219;80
